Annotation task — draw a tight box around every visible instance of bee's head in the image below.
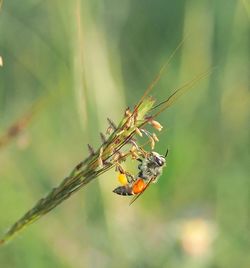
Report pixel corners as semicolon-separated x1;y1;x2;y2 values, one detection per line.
151;152;166;167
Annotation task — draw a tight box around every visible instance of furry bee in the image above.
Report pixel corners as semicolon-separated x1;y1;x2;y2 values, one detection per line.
113;150;168;203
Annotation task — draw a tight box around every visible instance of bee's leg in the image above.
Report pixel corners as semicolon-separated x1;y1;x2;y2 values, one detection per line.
137;161;142;172
152;177;159;183
115;162;135;184
115;162;125;174
137;146;148;158
125;172;136;183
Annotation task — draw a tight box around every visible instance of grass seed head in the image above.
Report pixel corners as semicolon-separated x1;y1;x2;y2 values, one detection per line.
125;107;132;117
149;136;155;150
152;133;159;142
149;119;163;131
135;127;143;137
87;144;95;155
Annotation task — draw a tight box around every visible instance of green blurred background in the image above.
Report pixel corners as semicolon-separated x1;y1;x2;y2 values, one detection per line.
0;0;249;267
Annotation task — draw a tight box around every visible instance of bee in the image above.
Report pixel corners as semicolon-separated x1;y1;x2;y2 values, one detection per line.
113;149;168;204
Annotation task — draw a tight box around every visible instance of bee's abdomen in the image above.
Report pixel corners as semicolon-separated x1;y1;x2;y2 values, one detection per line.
113;185;133;196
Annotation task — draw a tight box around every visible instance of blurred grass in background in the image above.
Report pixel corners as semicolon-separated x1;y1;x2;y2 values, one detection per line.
0;0;249;267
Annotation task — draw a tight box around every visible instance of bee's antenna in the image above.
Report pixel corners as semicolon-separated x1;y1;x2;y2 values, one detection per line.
164;148;169;158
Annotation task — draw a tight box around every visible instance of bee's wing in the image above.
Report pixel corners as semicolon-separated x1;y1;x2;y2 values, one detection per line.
129;176;155;205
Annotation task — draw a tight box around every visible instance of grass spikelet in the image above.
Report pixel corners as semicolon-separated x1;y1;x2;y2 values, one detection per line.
0;45;212;245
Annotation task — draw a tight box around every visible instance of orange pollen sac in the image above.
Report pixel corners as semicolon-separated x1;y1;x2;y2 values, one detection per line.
132;179;146;194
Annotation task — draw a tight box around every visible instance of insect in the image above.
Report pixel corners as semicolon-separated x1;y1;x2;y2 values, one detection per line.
113;149;168;204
